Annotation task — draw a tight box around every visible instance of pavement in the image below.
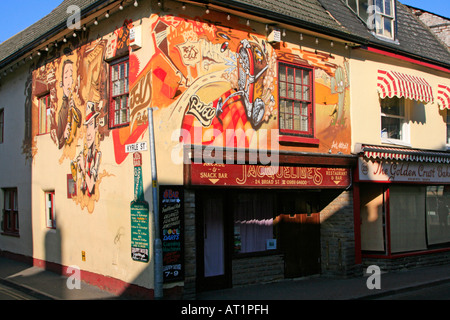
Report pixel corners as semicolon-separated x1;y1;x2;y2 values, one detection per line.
0;256;449;300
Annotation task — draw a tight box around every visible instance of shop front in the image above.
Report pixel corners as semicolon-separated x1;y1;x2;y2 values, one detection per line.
355;144;450;269
182;149;356;292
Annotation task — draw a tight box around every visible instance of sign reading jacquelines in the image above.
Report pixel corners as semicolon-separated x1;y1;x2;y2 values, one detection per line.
160;186;184;283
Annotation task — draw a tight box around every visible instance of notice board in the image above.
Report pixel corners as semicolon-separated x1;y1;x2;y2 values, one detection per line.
159;186;184;283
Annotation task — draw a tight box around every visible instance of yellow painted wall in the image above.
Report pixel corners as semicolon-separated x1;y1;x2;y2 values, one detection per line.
350;48;449;151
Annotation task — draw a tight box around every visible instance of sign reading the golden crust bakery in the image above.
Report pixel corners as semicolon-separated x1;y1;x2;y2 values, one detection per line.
190;163;351;188
358;157;450;183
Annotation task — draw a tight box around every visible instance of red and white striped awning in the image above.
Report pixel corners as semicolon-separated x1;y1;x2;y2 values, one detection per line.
361;145;450;164
377;70;434;103
437;84;450;110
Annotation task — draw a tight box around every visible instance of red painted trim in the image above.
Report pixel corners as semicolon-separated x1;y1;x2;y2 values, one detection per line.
278;135;319;145
385;187;392;256
362;47;450;73
0;251;184;299
362;247;450;259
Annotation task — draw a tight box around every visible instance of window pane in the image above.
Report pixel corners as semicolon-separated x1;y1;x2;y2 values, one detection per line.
5;190;11;209
303;86;310;101
426;186;450;245
233;193;274;254
301;103;309;132
376;0;383;13
303;71;310;85
384;0;392;16
287;68;294;83
381;97;403;116
390;186;427;253
279;81;286;98
384;17;393;38
279;66;286;82
381;116;402;140
358;0;369;23
348;0;357;12
287;83;294;99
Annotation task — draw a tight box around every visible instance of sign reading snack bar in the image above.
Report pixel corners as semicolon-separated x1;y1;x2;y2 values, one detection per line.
358;157;450;183
189;163;351;188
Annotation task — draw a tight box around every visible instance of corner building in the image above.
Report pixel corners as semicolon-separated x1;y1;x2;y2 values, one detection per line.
0;0;449;299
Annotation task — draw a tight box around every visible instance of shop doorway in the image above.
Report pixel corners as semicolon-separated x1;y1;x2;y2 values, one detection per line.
196;192;231;292
277;192;321;278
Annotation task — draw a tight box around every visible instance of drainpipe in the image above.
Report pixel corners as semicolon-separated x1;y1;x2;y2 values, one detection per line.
148;107;163;300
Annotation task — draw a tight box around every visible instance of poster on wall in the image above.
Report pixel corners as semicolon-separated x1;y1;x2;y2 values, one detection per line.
159;186;184;283
131;153;150;263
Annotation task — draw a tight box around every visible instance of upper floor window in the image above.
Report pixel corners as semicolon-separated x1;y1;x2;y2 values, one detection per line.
2;188;19;236
0;108;4;143
381;97;409;145
344;0;396;40
278;62;314;137
109;58;130;128
38;94;51;135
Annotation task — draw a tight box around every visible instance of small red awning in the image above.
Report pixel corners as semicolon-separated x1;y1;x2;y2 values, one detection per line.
360;144;450;164
437;84;450;110
377;70;434;103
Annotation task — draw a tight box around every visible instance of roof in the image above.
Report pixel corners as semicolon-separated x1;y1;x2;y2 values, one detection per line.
1;0;449;70
0;0;109;68
318;0;450;67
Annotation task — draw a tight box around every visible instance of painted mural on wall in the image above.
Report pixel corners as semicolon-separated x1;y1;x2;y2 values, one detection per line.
31;22;136;213
29;10;352;212
140;13;351;156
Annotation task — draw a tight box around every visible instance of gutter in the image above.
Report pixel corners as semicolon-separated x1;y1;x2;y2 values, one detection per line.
0;0;114;70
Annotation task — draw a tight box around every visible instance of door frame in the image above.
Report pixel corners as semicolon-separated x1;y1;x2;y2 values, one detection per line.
195;189;232;292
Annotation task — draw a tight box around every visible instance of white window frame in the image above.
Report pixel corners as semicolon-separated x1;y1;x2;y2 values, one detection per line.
45;191;56;229
380;97;410;147
345;0;396;40
374;0;395;40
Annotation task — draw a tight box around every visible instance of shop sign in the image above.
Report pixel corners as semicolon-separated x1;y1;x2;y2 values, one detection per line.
190;163;351;188
131;152;150;263
358;157;450;183
160;186;184;283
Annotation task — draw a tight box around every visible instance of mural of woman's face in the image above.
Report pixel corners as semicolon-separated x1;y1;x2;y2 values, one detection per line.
63;63;74;97
86;120;96;149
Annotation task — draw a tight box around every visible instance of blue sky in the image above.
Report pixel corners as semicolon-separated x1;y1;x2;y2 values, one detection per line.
0;0;448;44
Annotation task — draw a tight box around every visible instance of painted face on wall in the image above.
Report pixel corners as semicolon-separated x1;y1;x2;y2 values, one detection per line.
86;119;96;149
62;62;74;97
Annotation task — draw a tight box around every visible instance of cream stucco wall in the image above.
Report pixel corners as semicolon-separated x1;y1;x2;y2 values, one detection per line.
350;48;450;152
0;62;33;257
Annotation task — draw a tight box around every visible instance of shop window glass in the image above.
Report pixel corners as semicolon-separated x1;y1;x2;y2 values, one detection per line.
233;193;275;254
426;186;450;245
389;185;427;253
360;185;386;252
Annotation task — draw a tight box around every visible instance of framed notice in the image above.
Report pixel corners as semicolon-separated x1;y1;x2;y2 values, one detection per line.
159;186;184;283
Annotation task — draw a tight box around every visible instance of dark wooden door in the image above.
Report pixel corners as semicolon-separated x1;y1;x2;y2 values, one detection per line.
278;212;321;278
